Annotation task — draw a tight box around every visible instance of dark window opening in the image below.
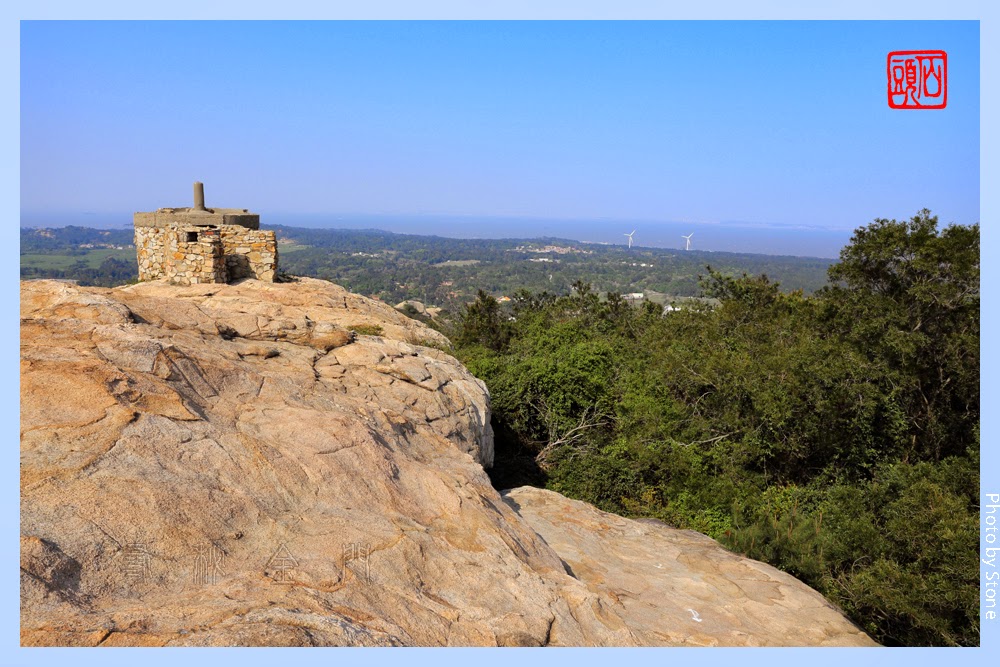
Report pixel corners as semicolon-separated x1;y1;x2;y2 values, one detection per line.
186;231;198;242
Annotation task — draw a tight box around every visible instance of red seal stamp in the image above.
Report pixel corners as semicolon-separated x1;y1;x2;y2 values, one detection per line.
887;50;947;109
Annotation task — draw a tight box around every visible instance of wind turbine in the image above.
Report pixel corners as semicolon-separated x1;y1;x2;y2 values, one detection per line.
682;233;693;251
624;230;636;249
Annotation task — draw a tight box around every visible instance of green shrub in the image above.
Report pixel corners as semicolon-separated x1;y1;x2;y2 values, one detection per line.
348;323;383;336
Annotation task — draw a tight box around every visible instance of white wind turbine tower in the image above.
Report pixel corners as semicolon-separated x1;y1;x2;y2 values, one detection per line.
624;230;636;249
682;233;693;251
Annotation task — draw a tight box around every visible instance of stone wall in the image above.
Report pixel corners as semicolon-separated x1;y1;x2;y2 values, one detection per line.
166;228;227;285
135;226;169;282
134;225;277;284
220;227;278;282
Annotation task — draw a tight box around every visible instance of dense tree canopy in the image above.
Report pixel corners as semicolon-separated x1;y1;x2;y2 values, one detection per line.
454;211;980;646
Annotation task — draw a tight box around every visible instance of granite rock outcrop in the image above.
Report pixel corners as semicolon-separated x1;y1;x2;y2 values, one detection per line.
20;277;874;647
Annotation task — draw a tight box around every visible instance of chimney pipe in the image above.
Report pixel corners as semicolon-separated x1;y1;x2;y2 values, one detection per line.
193;181;206;211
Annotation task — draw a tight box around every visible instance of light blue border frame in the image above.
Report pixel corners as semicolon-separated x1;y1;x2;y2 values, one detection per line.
4;2;995;665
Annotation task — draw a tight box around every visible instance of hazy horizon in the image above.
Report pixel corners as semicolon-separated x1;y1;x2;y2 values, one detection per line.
19;209;869;258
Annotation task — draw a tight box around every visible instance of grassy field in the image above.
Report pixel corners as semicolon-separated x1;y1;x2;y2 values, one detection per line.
274;242;311;253
436;259;480;266
20;248;135;270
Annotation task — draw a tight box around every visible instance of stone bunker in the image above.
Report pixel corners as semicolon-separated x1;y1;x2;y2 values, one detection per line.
134;182;277;285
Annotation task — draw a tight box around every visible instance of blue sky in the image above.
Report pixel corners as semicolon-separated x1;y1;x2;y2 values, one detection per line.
20;21;979;254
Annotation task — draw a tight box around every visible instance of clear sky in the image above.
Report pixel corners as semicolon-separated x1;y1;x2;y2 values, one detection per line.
20;20;979;254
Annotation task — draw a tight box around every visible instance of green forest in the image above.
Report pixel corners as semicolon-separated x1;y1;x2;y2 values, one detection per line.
20;225;834;303
450;211;980;647
270;226;834;308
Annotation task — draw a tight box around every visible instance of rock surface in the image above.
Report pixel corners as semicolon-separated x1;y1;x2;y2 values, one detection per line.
394;299;442;320
501;487;877;647
20;277;875;647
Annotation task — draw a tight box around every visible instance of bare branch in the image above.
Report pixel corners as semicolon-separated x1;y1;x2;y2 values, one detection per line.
679;432;734;447
535;403;608;467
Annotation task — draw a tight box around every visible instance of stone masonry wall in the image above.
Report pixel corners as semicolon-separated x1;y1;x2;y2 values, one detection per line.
219;227;278;282
135;227;168;282
135;225;277;284
166;229;227;285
